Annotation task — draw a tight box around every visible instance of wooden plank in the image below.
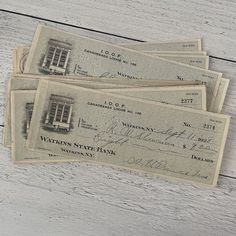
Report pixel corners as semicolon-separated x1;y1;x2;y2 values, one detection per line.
1;0;236;60
0;11;235;177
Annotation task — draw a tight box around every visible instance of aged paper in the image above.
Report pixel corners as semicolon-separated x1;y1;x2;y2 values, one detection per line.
24;24;221;110
11;90;54;163
210;78;230;113
12;73;200;87
143;51;207;56
120;39;202;51
12;47;29;74
3;75;202;147
14;46;208;73
27;80;230;186
11;85;206;163
151;55;209;69
105;86;206;110
11;90;73;163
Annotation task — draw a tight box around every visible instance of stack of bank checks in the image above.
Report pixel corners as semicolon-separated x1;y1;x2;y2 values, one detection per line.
3;23;231;186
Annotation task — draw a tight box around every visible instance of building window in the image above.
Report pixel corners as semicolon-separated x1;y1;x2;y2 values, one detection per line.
41;39;72;75
44;95;74;133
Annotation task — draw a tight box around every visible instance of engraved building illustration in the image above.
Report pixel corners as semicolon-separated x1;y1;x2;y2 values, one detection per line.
43;94;74;132
41;39;72;75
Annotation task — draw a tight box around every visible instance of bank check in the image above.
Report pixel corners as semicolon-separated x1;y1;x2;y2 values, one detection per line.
4;75;203;148
27;80;230;186
11;85;205;165
14;46;208;74
24;24;221;109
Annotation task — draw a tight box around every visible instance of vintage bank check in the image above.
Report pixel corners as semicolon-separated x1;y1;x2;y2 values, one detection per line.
27;80;230;186
24;24;221;109
14;46;208;74
11;86;205;164
4;74;202;148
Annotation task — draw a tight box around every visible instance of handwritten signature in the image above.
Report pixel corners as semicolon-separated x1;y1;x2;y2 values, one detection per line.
126;156;209;180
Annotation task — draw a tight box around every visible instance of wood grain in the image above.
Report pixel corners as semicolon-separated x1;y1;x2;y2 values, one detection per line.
1;0;236;60
0;7;236;236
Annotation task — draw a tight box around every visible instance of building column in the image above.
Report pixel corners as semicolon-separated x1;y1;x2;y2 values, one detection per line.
67;104;73;124
53;102;59;122
60;103;66;122
50;47;57;66
63;50;71;69
57;49;63;67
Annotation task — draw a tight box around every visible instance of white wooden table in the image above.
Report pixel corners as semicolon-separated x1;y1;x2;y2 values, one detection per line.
0;1;236;235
